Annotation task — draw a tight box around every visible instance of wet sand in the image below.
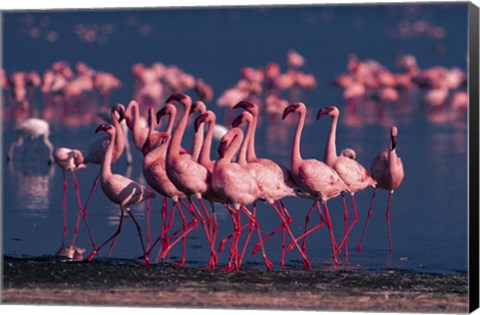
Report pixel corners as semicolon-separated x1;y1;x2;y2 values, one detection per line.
1;256;468;312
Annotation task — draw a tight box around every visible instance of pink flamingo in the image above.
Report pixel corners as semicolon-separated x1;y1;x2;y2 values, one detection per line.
231;110;311;269
86;124;155;264
53;147;87;245
357;126;404;253
82;104;127;224
141;105;195;266
317;106;376;258
283;102;349;265
163;93;217;268
124;100;149;151
212;127;272;270
190;101;207;162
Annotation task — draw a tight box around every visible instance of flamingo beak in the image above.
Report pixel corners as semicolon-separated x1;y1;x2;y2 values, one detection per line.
282;105;297;120
95;124;110;133
218;141;227;157
195;113;208;133
166;93;186;103
232;115;243;128
391;134;397;150
156;107;167;124
316;107;334;120
233;101;253;110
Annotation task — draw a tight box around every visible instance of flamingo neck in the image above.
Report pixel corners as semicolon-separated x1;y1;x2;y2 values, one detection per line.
246;112;258;162
291;110;305;168
191;117;205;162
131;102;146;149
111;111;125;161
199;117;215;167
102;130;115;179
223;132;244;163
324;113;338;166
165;109;176;135
169;100;191;158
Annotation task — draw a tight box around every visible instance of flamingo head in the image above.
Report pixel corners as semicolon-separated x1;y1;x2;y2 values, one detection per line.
166;93;189;104
232;111;253;128
124;100;138;129
390;126;398;150
156;106;169;124
195;112;209;133
282;102;304;120
233;100;258;115
112;103;125;122
316;106;339;120
95;124;114;134
191;101;207;115
142;131;169;156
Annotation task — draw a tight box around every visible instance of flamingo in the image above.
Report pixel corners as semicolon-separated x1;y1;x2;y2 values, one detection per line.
317;106;376;258
53;147;87;245
211;127;272;270
86;124;155;264
162;93;217;268
357;126;404;253
190;101;207;162
283;102;349;265
82;104;127;226
231;110;311;269
124;100;149;152
7;117;54;165
141;105;195;266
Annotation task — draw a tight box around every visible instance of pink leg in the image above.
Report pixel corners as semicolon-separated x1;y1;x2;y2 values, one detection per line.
82;171;101;218
196;198;217;269
386;190;394;252
146;185;151;250
270;202;311;269
70;171;96;248
62;171;68;244
205;203;219;269
86;211;125;261
301;201;317;253
320;200;339;265
127;210;151;266
239;204;257;267
222;205;241;271
357;188;377;253
241;206;273;271
336;194;360;256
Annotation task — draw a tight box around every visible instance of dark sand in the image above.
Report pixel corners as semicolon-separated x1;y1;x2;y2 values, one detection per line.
1;256;468;312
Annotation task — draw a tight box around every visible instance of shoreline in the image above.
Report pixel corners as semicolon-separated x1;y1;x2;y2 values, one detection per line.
1;256;469;312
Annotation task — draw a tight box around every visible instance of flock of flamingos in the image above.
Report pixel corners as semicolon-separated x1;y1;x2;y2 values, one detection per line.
3;50;468;270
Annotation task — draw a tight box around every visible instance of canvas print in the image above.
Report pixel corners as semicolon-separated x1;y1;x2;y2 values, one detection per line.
1;1;476;313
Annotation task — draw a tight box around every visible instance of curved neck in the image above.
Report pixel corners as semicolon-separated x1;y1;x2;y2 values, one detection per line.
238;118;254;166
165;109;176;135
247;112;258;161
191;117;205;162
223;132;244;163
111;111;125;157
324;113;338;166
199;116;216;167
169;100;191;157
291;110;305;168
102;131;115;178
131;102;146;149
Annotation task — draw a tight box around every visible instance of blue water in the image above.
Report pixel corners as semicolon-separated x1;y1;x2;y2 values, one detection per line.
2;3;468;274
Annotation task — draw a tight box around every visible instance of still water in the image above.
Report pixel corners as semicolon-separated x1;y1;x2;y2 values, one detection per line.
2;3;468;274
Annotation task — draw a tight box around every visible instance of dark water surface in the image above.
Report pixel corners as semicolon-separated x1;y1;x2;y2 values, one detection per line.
2;3;468;274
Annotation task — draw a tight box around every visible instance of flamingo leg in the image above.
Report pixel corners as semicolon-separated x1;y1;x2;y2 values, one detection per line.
320;200;339;265
70;170;96;248
206;203;218;269
157;200;198;262
336;194;360;256
356;188;377;253
86;211;125;261
386;190;394;252
146;185;151;250
126;209;151;265
241;206;273;271
82;170;101;218
222;205;241;271
62;171;68;244
286;202;325;252
301;201;317;253
196;198;217;269
239;204;257;267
